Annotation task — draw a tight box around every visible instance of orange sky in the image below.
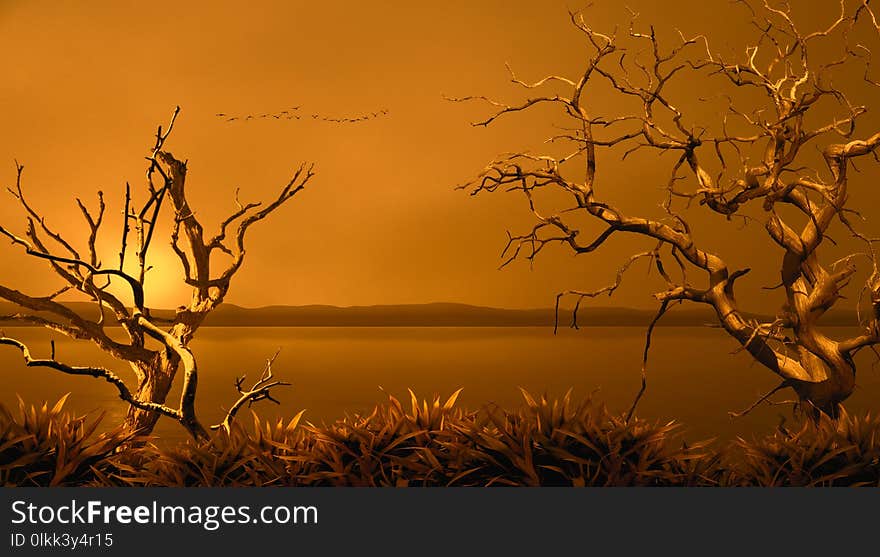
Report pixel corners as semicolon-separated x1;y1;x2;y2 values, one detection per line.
1;0;877;310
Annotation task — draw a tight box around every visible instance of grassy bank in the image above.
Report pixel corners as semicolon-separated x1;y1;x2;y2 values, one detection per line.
1;391;878;487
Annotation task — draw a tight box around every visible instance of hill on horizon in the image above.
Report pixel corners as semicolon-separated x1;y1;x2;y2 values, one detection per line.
0;300;863;328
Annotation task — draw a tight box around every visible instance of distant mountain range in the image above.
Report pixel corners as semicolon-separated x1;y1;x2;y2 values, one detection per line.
0;301;864;328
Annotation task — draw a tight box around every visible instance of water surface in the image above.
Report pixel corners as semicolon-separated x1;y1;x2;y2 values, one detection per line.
1;326;878;443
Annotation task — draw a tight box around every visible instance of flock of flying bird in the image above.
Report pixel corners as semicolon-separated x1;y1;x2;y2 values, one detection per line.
216;106;389;124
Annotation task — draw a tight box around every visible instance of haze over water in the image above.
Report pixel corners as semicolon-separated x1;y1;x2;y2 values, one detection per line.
2;326;878;444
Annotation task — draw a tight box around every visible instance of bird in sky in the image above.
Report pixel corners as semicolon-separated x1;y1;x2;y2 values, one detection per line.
217;105;387;125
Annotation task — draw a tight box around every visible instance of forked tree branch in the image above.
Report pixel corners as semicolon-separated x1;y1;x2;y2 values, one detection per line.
211;349;290;434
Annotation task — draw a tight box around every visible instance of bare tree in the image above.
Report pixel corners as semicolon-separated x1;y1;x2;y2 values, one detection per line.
456;1;880;419
0;107;313;438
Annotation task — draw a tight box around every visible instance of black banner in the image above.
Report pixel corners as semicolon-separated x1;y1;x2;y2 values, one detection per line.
1;488;878;555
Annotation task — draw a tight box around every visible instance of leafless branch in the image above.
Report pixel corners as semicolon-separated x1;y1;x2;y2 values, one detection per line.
0;336;184;430
211;349;290;434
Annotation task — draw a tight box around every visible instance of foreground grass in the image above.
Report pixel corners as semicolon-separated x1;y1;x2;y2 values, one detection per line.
1;391;878;486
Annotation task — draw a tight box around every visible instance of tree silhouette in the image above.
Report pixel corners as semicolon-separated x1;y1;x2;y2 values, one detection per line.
0;107;313;438
458;2;880;419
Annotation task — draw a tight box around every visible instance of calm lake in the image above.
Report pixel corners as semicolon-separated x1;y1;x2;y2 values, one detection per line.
2;326;879;443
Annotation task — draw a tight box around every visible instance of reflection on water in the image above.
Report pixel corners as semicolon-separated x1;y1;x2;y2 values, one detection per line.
1;326;878;443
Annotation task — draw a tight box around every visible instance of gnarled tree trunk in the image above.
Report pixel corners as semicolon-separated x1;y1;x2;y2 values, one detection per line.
127;352;182;436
